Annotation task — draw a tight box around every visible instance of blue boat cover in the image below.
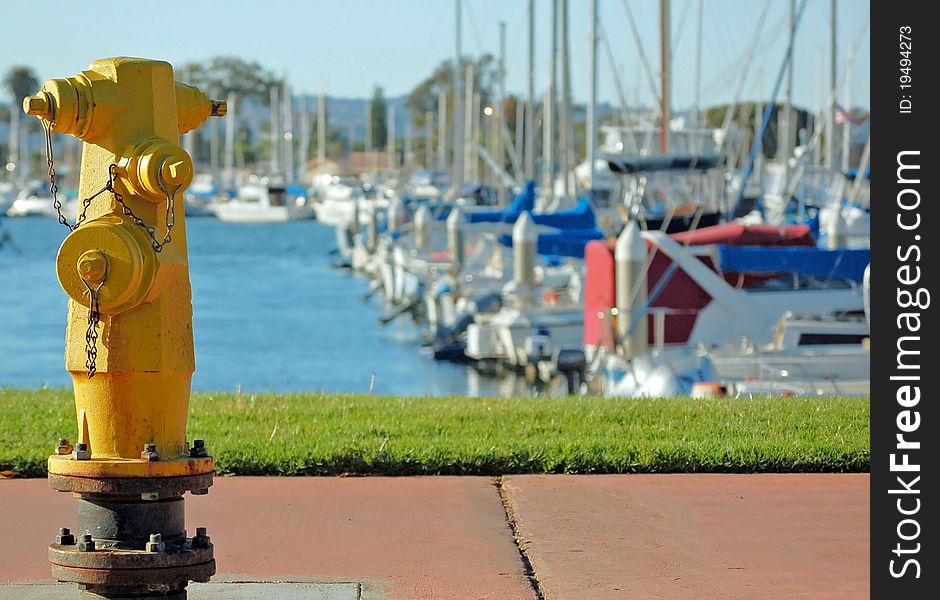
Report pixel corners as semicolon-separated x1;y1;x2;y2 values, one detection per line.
498;228;605;259
464;183;596;230
466;181;537;223
844;168;871;180
716;246;870;283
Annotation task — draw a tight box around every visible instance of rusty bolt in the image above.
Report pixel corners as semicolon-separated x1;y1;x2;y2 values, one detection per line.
72;443;91;461
145;533;165;553
190;439;208;458
141;443;159;462
192;527;211;549
55;527;75;545
77;534;95;552
56;438;73;456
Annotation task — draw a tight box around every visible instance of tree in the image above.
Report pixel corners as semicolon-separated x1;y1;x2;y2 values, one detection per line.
405;55;498;168
370;86;387;150
3;66;39;104
178;56;280;103
405;55;497;120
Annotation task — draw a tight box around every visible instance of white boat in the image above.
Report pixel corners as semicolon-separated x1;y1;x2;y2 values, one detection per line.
707;312;870;396
313;175;365;227
588;224;867;397
6;182;75;219
211;177;314;223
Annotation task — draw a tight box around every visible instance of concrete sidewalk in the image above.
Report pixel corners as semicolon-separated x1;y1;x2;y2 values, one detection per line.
1;474;869;599
502;474;869;600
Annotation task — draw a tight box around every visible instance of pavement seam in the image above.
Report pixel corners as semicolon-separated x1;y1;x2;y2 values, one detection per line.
495;476;546;600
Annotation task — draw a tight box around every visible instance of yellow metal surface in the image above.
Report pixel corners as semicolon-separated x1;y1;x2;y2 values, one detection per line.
48;454;213;478
25;57;224;478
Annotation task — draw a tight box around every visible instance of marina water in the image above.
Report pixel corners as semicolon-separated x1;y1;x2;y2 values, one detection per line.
0;217;502;396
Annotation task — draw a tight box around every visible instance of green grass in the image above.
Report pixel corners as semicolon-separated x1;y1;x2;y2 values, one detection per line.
0;389;869;477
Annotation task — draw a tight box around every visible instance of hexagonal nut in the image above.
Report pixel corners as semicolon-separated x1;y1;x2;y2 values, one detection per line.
145;533;165;553
77;535;95;552
192;527;211;549
72;443;91;461
141;443;159;462
55;438;73;456
190;439;208;458
54;528;75;545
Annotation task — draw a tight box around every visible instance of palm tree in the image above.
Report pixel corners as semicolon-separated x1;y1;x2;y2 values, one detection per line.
3;66;39;172
3;66;40;105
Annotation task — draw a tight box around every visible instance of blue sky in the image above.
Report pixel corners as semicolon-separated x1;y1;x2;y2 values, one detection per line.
2;0;869;110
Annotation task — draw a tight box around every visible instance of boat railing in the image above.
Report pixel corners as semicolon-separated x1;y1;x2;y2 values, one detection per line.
596;306;702;354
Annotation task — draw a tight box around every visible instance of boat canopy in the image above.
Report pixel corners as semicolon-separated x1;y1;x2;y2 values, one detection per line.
465;181;536;223
716;246;870;284
600;153;722;174
498;227;605;258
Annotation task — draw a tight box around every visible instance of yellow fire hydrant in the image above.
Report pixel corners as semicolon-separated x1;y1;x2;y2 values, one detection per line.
24;57;225;600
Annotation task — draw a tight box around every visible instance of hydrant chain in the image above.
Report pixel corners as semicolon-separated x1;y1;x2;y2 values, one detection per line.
81;276;105;378
41;121;107;232
108;164;178;253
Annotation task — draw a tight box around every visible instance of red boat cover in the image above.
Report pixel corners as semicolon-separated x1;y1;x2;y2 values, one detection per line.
670;222;815;247
583;223;815;348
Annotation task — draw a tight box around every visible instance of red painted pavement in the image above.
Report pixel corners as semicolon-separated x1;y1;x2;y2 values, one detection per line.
0;477;535;600
501;474;870;599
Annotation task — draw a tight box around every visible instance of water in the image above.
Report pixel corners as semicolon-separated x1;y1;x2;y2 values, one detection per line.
0;217;502;396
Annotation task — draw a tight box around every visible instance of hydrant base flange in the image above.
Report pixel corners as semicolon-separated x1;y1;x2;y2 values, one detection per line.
48;455;214;479
50;544;214;576
49;472;214;496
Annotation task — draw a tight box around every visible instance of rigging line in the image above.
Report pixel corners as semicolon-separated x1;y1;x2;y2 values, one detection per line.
597;19;641;155
700;13;786;100
463;0;486;57
731;0;809;217
781;9;870;205
714;0;773;157
671;0;692;58
618;0;662;117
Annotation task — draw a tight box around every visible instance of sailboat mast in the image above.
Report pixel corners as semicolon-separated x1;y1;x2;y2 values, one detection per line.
782;0;795;183
298;99;309;185
587;0;598;193
825;0;837;170
388;105;396;172
437;90;447;172
559;0;572;197
453;0;464;189
544;0;558;203
464;63;474;183
283;77;294;182
693;0;703;138
659;0;671;154
269;85;279;175
525;0;536;182
497;20;507;200
317;81;327;168
224;92;236;187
